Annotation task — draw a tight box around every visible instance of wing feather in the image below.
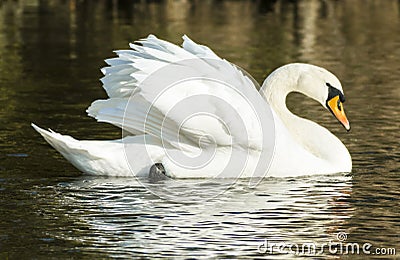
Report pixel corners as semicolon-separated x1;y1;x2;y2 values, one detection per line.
88;35;265;151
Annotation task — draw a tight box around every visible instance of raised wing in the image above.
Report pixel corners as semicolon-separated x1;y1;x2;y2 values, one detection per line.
87;35;269;152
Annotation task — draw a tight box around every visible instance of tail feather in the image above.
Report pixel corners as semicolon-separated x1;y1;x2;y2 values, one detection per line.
31;123;113;175
31;123;165;176
31;123;94;157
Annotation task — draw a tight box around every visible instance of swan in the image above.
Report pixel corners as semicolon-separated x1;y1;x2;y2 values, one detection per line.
32;35;351;178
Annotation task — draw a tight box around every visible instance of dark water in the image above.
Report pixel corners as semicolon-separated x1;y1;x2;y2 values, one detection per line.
0;0;399;258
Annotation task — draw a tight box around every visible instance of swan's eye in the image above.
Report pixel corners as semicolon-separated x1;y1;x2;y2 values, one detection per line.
326;82;333;88
337;99;342;111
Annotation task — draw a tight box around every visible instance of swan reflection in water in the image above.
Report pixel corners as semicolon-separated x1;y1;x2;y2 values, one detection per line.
43;173;354;257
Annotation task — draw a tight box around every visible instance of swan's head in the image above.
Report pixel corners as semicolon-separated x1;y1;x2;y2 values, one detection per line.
296;64;350;131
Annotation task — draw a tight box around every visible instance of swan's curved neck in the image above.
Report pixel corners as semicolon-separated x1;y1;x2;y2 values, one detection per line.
260;65;303;124
259;65;348;164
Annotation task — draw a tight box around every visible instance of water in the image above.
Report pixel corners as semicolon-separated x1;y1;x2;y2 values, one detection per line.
0;0;399;258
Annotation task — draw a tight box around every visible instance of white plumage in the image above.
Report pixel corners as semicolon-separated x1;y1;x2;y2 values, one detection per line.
33;35;352;178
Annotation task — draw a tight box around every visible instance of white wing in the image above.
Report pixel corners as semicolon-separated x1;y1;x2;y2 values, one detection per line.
87;35;270;152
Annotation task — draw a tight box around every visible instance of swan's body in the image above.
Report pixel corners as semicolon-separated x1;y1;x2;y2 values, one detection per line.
33;35;351;178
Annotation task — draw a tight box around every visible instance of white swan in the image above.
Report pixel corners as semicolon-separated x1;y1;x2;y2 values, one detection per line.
32;35;351;178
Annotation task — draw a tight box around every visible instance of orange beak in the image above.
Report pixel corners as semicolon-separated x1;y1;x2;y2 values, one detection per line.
327;95;350;131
